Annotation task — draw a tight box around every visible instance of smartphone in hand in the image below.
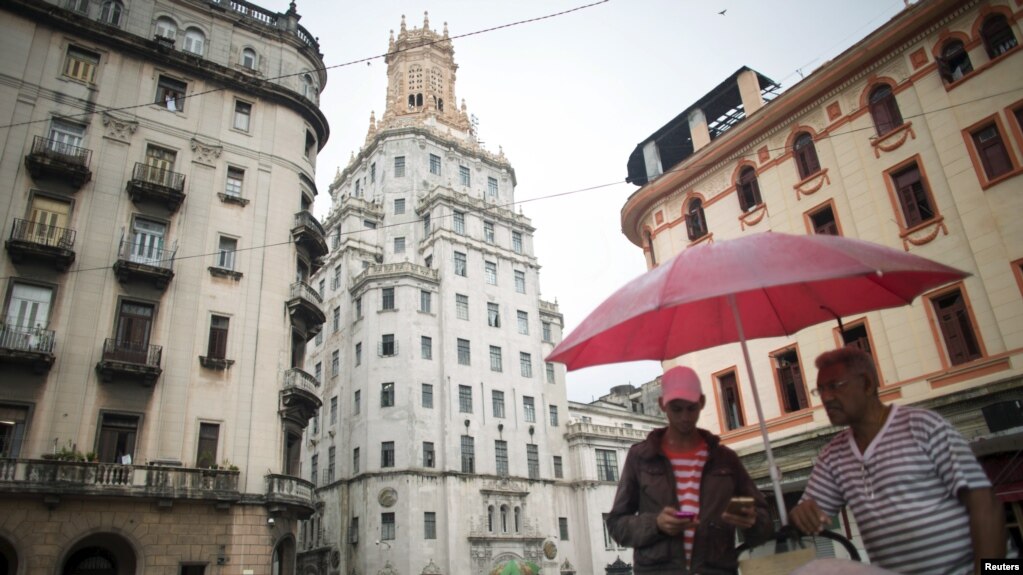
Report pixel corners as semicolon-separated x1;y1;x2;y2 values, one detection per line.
674;511;696;521
725;496;754;515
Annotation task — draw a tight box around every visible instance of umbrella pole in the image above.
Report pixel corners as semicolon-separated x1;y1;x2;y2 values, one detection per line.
728;294;789;525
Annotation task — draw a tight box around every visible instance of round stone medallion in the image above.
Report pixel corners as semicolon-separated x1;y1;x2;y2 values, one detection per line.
543;540;557;560
378;487;398;507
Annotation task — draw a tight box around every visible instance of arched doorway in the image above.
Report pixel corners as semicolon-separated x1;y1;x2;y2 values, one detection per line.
0;535;18;575
62;534;137;575
271;536;296;575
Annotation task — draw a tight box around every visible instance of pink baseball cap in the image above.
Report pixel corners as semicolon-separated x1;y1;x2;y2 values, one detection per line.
661;366;703;404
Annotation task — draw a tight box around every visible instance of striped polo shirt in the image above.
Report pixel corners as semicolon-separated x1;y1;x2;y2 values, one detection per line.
801;405;991;575
662;436;708;565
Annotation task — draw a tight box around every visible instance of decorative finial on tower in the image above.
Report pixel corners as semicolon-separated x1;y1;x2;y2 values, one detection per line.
287;0;297;15
369;111;377;132
423;11;430;31
400;14;407;34
443;22;449;37
461;99;467;112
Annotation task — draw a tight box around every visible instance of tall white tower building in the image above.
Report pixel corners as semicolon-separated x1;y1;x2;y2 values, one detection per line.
299;13;594;575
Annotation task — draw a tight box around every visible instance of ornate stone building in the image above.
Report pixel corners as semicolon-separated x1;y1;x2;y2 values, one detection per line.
621;0;1023;552
0;0;329;572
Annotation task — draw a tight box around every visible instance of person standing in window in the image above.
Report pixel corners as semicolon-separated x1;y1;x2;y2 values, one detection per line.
606;366;771;574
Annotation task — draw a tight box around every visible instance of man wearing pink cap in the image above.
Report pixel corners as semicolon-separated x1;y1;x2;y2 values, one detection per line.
607;366;772;574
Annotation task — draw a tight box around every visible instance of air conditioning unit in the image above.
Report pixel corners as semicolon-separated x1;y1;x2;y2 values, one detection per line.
982;400;1023;433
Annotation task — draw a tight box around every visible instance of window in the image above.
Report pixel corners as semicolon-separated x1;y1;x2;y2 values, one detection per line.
318;279;325;298
685;199;708;241
520;353;533;378
310;454;318;484
459;165;471;186
354;390;361;414
394;198;405;214
305;130;316;160
327;446;336;482
99;0;123;26
512;231;523;254
206;315;229;359
549;405;559;427
330;396;338;424
333;266;342;290
495;440;509;475
241;47;257;70
736;166;762;212
333;307;341;332
314;362;322;383
429;153;441;175
454;251;467;276
423;213;431;235
66;0;88;13
421;336;433;360
63;46;99;83
891;162;936;228
355;297;363;320
523;396;535;422
971;123;1014;181
370;163;376;183
559;517;569;541
382;287;395;310
0;405;29;458
938;40;973;83
394;237;405;254
48;118;85;154
932;289;982;365
842;322;872;355
517;311;529;335
301;74;317;101
492;390;505;418
394;156;405;177
488;176;498;198
484;221;495;244
423;442;435;468
488;302;500;327
457;338;471;365
515;270;526;293
225;167;244;198
155;16;177;40
485;261;498;285
542;321;552;342
233;101;251;132
425;255;433;268
353;447;360;473
453;212;465;235
490;346;503;372
774;348;808;413
182;27;205;55
355;342;362;366
381;513;395;540
349;517;359;543
553;456;563;479
422;383;433;408
460;435;475;473
455;294;470;320
415;290;431;315
981;14;1018;59
459;385;473;413
113;300;154;363
717;371;745;430
869;85;902;137
97;413;139;464
424;512;436;539
217;236;237;270
809;204;839;235
156;75;187;112
527;444;540;479
381;442;395;468
196;422;220;468
596;449;618;481
180;565;206;575
793;132;821;180
546;362;555;384
380;334;396;357
381;382;394;407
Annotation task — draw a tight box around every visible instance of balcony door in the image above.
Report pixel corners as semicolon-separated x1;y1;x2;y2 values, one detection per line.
6;284;52;331
48;119;85;154
130;218;165;267
114;301;153;363
144;146;176;187
97;413;139;465
28;195;71;246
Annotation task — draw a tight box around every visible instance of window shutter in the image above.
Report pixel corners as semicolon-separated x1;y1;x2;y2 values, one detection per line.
895;178;922;227
790;365;807;409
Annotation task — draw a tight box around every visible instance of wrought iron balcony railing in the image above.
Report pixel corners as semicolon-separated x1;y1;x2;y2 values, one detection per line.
100;338;162;368
9;218;76;250
30;135;92;167
0;323;55;354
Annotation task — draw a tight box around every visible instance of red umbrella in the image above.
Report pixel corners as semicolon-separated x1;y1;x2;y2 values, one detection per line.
547;232;968;521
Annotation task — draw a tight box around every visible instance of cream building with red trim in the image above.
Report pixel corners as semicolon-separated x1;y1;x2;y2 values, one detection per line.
621;0;1023;550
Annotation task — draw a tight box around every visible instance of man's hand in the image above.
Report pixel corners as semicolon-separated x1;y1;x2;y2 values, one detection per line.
655;507;698;537
790;499;829;535
721;502;756;529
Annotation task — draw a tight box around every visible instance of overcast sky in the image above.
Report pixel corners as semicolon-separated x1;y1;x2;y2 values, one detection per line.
262;0;907;402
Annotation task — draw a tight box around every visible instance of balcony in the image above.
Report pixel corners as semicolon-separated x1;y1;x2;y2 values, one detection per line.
24;135;93;189
286;281;325;341
125;162;186;213
292;210;328;261
280;367;322;429
96;338;162;385
0;459;240;507
6;218;76;271
265;473;316;519
112;238;176;290
0;323;55;373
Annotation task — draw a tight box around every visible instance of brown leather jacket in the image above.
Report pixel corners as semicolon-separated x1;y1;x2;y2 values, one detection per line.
606;427;773;574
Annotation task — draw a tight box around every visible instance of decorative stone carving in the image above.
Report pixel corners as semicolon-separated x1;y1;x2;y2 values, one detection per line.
420;559;441;575
543;540;557;560
377;561;399;575
102;112;138;143
190;138;223;166
377;487;398;507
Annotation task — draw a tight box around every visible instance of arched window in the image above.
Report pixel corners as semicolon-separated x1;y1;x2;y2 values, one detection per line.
644;229;656;267
487;505;495;532
155;17;177;41
500;505;509;533
685;199;707;241
182;28;205;55
736;167;762;212
938;40;972;83
241;48;257;70
793;132;821;180
514;507;521;532
301;74;315;100
981;14;1018;59
99;0;123;27
868;85;903;137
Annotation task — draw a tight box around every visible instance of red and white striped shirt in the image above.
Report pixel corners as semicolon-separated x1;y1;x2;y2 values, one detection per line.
662;437;708;566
